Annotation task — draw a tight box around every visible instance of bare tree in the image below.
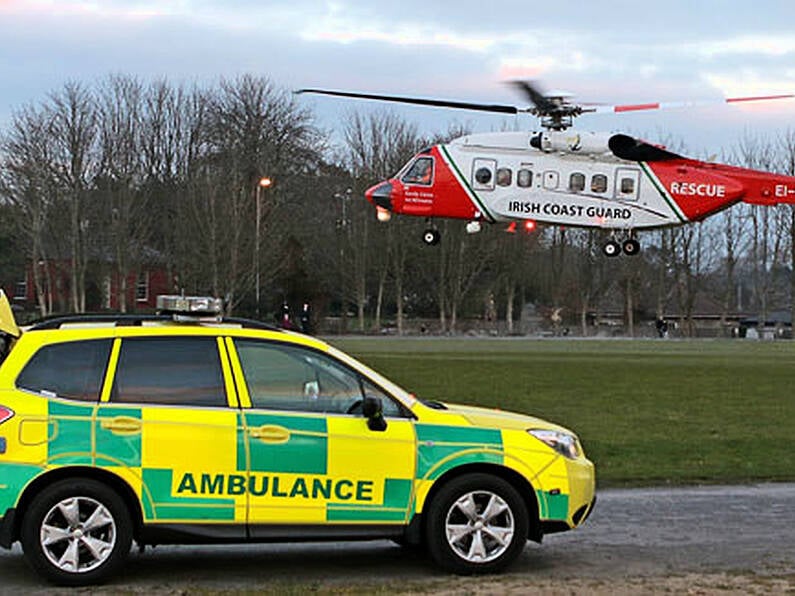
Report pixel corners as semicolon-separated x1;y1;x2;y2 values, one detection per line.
341;109;423;331
0;106;57;315
48;82;100;312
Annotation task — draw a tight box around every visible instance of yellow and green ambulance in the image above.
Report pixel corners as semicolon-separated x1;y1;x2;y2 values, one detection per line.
0;294;595;585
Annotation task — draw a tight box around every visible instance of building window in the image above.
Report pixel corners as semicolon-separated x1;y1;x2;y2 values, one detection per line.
103;276;111;309
569;173;586;192
517;169;533;188
13;279;27;301
136;272;149;303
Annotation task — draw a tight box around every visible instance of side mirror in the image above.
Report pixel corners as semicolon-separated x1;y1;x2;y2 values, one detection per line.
362;395;387;432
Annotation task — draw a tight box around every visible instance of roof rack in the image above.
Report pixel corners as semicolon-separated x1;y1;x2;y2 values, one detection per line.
27;313;282;333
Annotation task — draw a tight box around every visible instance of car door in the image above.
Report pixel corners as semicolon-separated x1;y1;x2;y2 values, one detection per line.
227;338;416;535
95;334;245;536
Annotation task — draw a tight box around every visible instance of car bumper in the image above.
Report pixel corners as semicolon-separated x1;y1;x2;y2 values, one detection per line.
566;456;596;527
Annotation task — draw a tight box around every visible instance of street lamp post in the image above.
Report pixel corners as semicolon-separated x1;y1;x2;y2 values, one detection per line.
255;176;272;318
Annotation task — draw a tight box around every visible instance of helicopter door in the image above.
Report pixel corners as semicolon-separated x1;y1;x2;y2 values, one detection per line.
615;168;640;201
472;159;496;191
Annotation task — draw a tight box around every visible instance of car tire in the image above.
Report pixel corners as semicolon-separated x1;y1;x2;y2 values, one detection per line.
425;473;528;574
20;478;133;586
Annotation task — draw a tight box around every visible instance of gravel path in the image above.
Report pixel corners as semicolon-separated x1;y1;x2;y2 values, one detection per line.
1;483;793;594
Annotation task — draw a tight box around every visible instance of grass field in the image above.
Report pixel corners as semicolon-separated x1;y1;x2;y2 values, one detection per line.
328;337;795;488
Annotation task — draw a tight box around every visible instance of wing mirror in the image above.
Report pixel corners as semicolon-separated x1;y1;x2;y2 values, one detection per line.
362;395;387;432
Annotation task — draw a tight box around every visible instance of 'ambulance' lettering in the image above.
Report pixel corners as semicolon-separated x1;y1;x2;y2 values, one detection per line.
175;472;376;502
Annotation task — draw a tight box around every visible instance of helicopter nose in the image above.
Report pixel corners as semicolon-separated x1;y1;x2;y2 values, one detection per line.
365;181;394;210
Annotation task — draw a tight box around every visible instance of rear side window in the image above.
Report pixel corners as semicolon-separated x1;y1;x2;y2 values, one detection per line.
112;337;226;407
17;339;112;402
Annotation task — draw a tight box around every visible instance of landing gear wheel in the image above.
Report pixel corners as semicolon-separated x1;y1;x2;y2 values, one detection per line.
602;240;621;257
422;229;441;246
20;478;132;586
425;473;529;574
622;238;641;256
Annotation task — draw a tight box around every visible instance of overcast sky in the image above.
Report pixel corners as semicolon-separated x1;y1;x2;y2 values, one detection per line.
2;0;795;157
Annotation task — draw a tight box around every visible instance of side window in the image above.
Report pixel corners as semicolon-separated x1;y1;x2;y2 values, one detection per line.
496;167;512;187
569;172;585;192
591;174;608;193
235;340;364;414
16;339;112;402
112;337;226;407
235;341;406;417
401;157;434;185
361;379;403;418
517;169;533;188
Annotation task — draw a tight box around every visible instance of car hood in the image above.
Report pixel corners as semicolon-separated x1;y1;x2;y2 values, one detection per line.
439;402;573;435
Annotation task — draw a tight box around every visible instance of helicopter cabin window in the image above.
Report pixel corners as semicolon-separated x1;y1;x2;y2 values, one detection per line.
620;177;635;195
475;168;492;184
401;157;434;185
591;174;608;194
517;169;533;188
472;158;496;191
543;171;559;190
569;172;585;192
496;168;512;187
615;168;640;201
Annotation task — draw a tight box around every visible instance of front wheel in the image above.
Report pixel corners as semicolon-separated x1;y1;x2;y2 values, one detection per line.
425;473;529;574
20;478;133;586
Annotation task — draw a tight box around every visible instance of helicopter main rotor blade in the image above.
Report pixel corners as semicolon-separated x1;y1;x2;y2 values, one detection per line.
508;80;557;112
588;93;794;114
295;88;521;115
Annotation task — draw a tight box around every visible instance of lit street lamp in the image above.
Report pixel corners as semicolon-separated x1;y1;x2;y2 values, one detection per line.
255;176;272;318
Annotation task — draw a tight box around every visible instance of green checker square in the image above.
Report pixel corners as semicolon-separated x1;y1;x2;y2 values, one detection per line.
47;401;94;465
95;406;142;468
243;412;327;474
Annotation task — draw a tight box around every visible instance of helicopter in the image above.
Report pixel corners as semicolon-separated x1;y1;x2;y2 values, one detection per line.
298;82;795;256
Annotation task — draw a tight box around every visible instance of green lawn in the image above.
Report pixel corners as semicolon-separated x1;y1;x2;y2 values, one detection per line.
328;337;795;488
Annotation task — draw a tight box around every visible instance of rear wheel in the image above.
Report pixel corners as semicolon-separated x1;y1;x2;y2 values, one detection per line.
20;478;132;586
622;238;641;256
425;473;528;574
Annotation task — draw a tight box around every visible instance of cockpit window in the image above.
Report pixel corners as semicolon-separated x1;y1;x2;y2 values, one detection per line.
401;157;434;185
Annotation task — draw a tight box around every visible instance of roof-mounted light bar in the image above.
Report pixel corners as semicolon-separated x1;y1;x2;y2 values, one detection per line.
156;295;224;319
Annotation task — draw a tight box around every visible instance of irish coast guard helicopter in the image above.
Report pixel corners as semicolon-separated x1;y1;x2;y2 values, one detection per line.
299;82;795;256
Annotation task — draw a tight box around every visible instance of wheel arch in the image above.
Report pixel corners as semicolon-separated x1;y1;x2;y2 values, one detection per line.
419;462;542;543
11;466;144;545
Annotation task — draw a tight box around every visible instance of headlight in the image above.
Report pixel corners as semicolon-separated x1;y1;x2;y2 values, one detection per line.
528;429;580;459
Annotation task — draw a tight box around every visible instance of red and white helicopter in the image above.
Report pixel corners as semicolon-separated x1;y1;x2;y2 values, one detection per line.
299;82;795;256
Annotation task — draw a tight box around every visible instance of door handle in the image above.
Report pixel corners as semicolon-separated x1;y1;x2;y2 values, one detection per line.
100;416;142;435
249;424;290;444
